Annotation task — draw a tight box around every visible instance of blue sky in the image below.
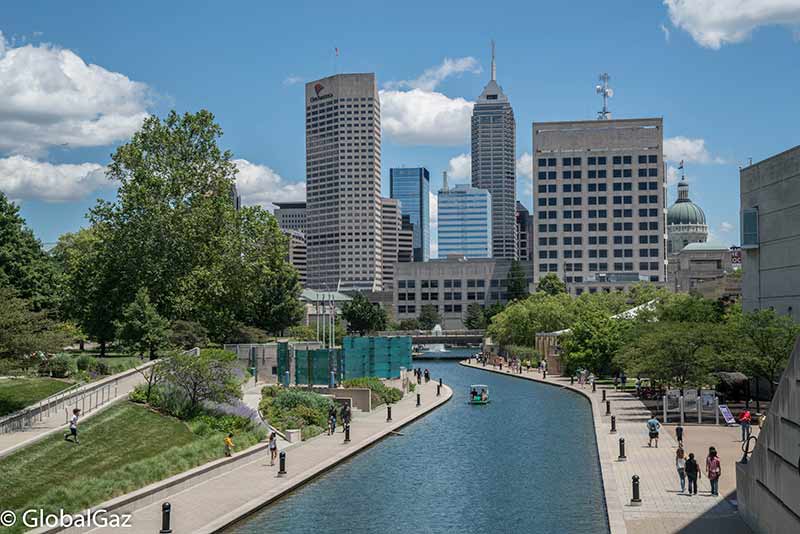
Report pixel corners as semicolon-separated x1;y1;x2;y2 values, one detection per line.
2;0;799;250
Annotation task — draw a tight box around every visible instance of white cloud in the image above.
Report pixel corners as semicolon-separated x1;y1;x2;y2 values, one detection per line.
660;23;671;42
233;158;305;210
664;0;800;49
666;165;681;186
664;136;723;164
0;155;108;202
517;152;534;199
446;153;471;181
383;57;481;92
380;89;473;145
380;56;481;146
429;190;439;258
0;31;151;156
283;75;303;86
720;221;734;233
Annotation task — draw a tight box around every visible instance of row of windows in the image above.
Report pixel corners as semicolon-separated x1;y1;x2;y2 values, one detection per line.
538;168;660;180
398;278;514;289
539;248;661;259
537;205;660;220
537;222;661;233
539;262;661;272
538;182;661;194
538;155;659;167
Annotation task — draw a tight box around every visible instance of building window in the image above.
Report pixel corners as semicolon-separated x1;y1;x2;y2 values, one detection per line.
742;208;759;248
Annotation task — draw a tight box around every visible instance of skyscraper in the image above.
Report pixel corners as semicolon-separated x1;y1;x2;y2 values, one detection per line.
389;167;430;261
438;184;492;258
305;73;382;291
516;201;533;261
273;201;306;233
380;197;402;289
531;117;666;294
471;41;517;259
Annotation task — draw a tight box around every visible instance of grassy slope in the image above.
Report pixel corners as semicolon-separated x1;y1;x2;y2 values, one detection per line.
0;378;74;417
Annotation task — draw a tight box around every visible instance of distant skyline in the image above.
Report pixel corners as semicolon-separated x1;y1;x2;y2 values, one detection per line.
2;0;800;252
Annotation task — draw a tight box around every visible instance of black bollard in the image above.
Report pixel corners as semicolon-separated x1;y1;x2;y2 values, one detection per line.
602;389;606;402
416;393;421;407
606;400;611;416
278;451;287;475
344;423;351;443
387;405;392;422
543;370;547;379
159;502;173;534
610;415;617;434
618;438;627;461
592;381;596;393
631;475;642;506
570;376;574;385
437;384;441;396
439;377;443;387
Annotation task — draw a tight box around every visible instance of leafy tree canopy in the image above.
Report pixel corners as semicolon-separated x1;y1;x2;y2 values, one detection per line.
341;292;387;335
536;273;566;296
506;260;530;301
418;304;442;330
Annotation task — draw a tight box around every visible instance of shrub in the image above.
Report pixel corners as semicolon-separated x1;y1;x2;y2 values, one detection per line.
260;385;281;398
89;359;110;376
170;320;209;349
261;388;332;434
41;354;73;378
408;382;416;393
342;377;403;407
188;414;252;437
76;355;95;371
301;425;324;440
226;324;271;344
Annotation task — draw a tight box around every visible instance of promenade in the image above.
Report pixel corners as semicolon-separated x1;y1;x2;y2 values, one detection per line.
57;377;451;534
460;360;753;534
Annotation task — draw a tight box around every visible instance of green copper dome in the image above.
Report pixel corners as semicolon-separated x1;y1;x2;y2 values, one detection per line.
667;180;706;225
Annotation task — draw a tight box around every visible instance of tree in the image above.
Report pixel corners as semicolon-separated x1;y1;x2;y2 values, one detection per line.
162;348;242;415
464;303;487;330
561;310;628;376
506;260;530;301
115;288;172;360
398;318;420;330
536;273;566;296
734;309;800;395
616;322;718;388
0;286;71;361
169;320;209;350
487;292;576;347
418;305;442;330
341;293;387;335
0;192;60;310
657;293;724;323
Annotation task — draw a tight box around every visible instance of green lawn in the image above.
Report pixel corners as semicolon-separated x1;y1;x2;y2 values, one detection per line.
0;402;263;533
0;378;74;417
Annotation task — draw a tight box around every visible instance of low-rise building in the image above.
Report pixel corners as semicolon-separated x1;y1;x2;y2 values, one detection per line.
393;256;533;329
285;230;307;286
666;242;734;294
274;201;306;233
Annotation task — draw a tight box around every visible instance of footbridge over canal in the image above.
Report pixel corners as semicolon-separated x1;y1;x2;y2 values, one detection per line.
376;329;485;345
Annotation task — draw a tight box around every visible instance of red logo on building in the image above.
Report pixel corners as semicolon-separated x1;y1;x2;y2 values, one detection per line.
314;83;324;96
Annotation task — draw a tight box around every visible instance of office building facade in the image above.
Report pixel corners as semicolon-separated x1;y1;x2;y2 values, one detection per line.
516;201;533;261
740;145;800;320
274;201;306;233
532;118;666;294
438;184;492;258
284;229;307;286
471;44;517;259
398;214;414;263
380;198;401;290
305;73;383;291
389;167;430;262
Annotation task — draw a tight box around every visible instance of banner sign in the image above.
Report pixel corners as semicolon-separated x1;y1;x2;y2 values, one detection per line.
719;404;737;425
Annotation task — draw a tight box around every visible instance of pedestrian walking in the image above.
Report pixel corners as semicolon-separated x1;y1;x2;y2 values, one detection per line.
675;448;687;493
224;433;234;457
268;431;278;466
739;408;752;442
328;405;337;435
635;377;641;397
706;446;721;496
675;423;684;448
342;404;352;432
646;416;661;447
64;408;81;444
424;369;430;383
685;452;700;496
620;373;627;390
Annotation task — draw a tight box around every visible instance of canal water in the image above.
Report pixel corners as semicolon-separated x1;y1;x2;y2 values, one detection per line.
227;349;609;533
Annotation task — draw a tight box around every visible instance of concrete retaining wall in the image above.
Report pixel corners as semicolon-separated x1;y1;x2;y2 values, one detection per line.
315;387;372;412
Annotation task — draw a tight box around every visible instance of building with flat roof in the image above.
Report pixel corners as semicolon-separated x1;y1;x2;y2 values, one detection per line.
285;229;307;286
532;117;666;293
666;242;734;294
305;73;382;291
472;42;517;259
438;184;492;258
516;201;533;261
393;257;533;329
740;145;800;320
390;167;430;262
380;198;401;290
398;214;414;263
274;201;306;233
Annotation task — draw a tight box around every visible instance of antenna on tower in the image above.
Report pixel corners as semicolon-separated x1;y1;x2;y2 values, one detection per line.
490;40;496;81
441;171;449;193
595;73;613;120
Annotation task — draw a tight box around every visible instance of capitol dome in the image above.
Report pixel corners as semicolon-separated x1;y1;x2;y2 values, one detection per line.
667;180;706;225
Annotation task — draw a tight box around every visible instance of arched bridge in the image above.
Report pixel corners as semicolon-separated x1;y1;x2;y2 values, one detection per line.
377;329;485;345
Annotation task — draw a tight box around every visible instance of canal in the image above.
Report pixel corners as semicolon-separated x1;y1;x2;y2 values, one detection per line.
227;349;609;533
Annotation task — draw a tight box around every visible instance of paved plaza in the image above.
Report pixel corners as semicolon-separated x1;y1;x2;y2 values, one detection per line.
461;361;754;534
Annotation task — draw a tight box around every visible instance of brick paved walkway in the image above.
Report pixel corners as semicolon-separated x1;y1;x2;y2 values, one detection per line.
461;361;753;534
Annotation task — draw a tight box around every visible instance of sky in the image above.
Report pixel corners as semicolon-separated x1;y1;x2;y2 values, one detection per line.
2;0;800;252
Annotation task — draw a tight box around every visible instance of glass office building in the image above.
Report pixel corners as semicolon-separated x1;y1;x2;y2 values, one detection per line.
438;185;492;258
389;167;430;261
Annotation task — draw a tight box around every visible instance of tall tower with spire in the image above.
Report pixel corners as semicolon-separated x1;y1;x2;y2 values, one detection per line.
471;40;517;259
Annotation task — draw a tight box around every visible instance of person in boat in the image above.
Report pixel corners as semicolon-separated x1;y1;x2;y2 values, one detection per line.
480;389;487;401
470;387;477;400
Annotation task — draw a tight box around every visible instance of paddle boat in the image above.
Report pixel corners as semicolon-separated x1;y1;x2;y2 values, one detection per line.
468;384;490;405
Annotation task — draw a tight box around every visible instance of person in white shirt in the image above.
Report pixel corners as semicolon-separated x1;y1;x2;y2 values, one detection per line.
64;408;81;444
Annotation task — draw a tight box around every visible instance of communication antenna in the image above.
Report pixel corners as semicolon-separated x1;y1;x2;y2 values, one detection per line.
595;73;613;120
491;40;496;81
442;171;449;193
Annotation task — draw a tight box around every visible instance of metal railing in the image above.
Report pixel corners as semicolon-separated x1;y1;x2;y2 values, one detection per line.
377;329;485;337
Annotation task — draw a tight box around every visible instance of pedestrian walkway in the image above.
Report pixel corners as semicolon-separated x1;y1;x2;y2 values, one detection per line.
0;368;148;458
69;377;451;534
461;360;753;534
